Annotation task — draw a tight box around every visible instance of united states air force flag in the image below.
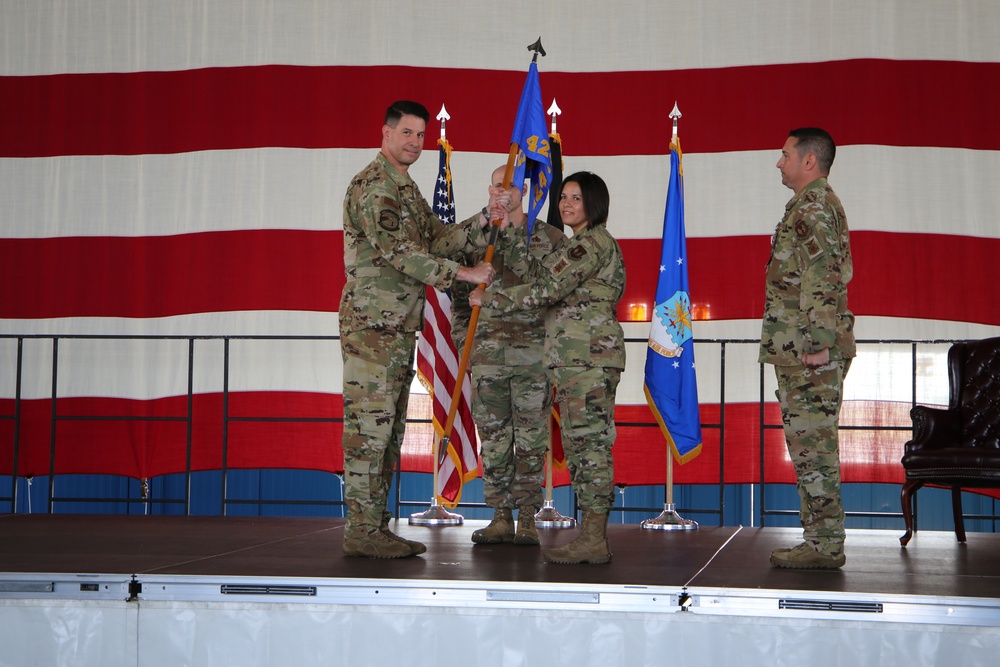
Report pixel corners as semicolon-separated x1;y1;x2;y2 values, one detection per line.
509;62;552;238
643;138;703;463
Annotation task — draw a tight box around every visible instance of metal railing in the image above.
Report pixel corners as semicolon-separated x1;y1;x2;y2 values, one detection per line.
1;333;987;530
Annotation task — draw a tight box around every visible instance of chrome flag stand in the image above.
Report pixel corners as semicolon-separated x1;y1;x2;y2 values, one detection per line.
409;496;464;526
534;445;575;528
641;456;697;531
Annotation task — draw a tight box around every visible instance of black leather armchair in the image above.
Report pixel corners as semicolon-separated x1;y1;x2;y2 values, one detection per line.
900;336;1000;547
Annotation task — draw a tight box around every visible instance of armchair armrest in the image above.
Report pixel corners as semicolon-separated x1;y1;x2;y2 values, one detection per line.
907;405;960;451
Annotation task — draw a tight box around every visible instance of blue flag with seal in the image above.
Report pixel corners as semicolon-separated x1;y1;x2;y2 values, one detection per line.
509;62;552;238
643;138;703;463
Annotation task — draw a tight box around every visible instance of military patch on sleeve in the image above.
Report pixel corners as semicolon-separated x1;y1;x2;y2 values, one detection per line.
551;256;571;276
378;209;401;232
804;235;825;260
794;220;810;238
568;244;588;260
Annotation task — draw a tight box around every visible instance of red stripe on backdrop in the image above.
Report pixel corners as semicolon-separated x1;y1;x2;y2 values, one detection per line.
1;231;997;324
0;392;344;478
608;401;912;487
0;229;343;319
1;396;917;488
622;231;1000;327
2;60;998;157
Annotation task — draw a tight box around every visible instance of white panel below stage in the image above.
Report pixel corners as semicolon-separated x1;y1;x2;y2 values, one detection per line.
2;574;1000;667
4;518;1000;665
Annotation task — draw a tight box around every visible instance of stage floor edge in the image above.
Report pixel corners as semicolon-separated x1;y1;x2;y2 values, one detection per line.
2;514;1000;666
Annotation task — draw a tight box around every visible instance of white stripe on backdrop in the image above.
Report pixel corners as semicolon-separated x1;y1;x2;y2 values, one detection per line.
5;146;1000;241
0;1;995;76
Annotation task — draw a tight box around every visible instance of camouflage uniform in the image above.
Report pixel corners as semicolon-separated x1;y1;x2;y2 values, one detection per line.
452;222;566;512
482;224;626;513
340;153;486;533
759;177;855;557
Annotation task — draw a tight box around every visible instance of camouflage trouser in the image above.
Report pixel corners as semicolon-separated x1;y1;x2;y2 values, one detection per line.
341;328;416;532
471;363;552;510
774;358;852;556
551;366;621;514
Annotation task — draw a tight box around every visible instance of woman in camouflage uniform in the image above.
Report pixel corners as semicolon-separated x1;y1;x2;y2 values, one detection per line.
471;172;626;564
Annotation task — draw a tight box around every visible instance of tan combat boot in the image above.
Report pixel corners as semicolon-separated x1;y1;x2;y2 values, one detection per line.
343;526;415;559
513;506;540;545
471;508;515;544
380;511;426;555
543;510;611;564
769;542;845;570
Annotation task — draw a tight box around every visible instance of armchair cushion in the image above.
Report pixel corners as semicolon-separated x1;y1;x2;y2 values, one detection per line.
901;447;1000;485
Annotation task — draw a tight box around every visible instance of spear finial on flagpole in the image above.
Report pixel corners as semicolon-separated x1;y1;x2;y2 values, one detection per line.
437;104;450;140
528;37;546;62
547;98;561;135
670;101;682;139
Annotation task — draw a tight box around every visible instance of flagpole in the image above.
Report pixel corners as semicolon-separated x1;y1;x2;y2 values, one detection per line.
534;100;575;529
410;105;465;526
435;38;547;469
641;102;698;531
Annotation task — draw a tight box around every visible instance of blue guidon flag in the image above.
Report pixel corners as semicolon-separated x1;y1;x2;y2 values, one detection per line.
508;61;552;239
644;137;703;463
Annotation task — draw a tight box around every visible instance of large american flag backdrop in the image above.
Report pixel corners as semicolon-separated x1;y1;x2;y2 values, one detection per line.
1;2;998;492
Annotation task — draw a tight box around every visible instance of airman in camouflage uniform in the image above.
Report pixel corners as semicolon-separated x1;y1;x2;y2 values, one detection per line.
451;166;566;546
472;172;625;564
340;101;495;559
760;128;855;570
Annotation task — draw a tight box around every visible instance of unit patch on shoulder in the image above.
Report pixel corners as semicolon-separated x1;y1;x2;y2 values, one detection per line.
378;209;401;232
794;220;810;238
568;244;588;260
804;235;825;261
551;256;571;276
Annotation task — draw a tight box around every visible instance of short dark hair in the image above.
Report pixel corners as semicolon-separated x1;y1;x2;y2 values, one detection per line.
561;171;610;226
789;127;836;174
385;100;429;126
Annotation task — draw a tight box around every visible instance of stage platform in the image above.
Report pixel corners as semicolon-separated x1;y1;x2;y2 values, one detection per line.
1;514;999;666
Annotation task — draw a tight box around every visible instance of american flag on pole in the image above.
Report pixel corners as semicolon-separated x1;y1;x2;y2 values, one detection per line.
415;136;480;507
